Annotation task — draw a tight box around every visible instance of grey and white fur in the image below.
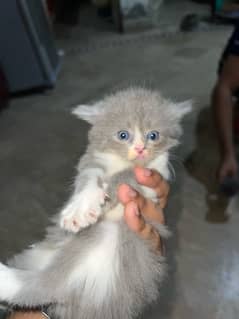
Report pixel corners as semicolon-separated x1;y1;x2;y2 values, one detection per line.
0;88;191;319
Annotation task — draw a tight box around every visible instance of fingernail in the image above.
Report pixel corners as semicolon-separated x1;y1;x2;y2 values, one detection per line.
144;168;152;177
128;188;137;198
134;205;140;217
131;202;140;216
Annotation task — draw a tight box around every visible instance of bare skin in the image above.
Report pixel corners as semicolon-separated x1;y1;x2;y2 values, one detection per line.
222;3;239;12
8;167;169;319
8;313;45;319
212;55;239;182
118;166;169;252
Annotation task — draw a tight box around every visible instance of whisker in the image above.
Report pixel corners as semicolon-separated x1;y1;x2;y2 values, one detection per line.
168;152;183;167
168;161;176;181
152;150;182;180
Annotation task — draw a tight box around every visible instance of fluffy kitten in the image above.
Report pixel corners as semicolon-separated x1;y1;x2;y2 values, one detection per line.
0;88;191;319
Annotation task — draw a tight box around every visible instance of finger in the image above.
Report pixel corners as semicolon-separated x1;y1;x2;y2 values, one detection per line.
117;184;165;224
118;185;165;253
123;201;145;232
159;196;167;210
133;167;170;208
117;183;138;205
124;201;163;253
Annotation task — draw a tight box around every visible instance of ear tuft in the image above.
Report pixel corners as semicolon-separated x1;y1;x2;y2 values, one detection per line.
72;102;104;124
175;100;193;120
174;100;193;121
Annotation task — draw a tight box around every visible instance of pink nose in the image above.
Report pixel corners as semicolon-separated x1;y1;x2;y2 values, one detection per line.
134;145;145;153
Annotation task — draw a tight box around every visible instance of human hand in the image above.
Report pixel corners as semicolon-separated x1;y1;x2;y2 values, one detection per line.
218;153;238;183
117;166;170;254
7;311;47;319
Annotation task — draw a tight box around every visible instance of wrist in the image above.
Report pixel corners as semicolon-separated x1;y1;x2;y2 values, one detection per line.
222;151;236;160
221;145;236;158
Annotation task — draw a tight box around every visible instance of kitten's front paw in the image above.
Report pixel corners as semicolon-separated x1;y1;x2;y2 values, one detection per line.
60;188;106;233
61;206;102;233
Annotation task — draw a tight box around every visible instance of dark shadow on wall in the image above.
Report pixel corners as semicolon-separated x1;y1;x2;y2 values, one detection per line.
185;106;230;223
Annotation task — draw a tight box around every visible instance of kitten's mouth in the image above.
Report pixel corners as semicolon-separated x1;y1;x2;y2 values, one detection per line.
128;149;149;161
136;153;146;160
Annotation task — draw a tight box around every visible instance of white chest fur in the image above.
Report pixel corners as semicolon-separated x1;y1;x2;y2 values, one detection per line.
94;151;169;178
148;152;170;180
94;151;132;177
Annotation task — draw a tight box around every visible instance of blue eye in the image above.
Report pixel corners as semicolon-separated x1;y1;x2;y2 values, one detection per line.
147;130;160;141
117;130;130;141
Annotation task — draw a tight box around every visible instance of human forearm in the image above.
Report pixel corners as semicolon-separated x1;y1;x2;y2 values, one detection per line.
212;83;235;157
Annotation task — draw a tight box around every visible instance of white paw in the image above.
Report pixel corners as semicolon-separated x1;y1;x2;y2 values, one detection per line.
61;205;102;233
0;262;21;300
60;187;106;233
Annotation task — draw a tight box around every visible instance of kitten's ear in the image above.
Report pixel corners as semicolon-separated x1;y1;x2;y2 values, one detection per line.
72;102;104;124
174;100;192;120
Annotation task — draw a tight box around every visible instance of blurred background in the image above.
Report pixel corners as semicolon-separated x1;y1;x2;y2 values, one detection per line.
0;1;239;318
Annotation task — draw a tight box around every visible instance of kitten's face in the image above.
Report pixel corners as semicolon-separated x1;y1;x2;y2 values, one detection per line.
119;127;158;162
73;88;191;165
111;125;169;165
